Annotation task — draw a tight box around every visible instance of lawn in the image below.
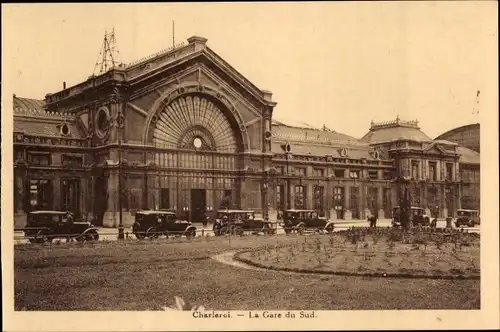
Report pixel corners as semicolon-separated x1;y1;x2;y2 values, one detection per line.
14;232;480;310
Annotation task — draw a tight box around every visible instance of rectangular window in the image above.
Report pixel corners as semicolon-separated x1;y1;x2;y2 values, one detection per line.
334;169;345;178
62;154;83;167
296;167;306;177
414;187;421;206
15;148;24;161
446;163;453;181
28;152;51;166
368;170;378;180
275;166;284;175
349;170;360;179
61;179;81;214
367;187;378;212
27;179;53;211
428;162;437;181
383;170;392;180
160;188;170;209
313;168;324;177
276;185;285;210
129;189;142;210
313;185;324;211
411;161;420;179
294;185;306;209
350;186;360;219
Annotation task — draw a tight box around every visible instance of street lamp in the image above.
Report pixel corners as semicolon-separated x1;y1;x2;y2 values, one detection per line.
116;88;125;240
285;152;291;209
396;176;411;230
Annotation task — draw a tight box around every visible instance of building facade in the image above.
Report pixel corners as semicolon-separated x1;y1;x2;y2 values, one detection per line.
12;36;480;228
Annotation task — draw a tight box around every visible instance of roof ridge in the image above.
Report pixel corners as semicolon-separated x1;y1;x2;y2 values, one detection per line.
14;107;75;119
13;95;45;103
126;41;187;68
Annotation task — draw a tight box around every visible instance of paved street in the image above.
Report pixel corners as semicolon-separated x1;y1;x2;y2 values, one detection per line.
13;218;480;245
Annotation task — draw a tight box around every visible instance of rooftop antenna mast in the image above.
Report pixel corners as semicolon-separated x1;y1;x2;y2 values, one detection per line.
472;90;480;115
172;21;175;47
93;27;123;76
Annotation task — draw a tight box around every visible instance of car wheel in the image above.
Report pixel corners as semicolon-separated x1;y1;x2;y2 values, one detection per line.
185;228;196;238
262;224;271;235
86;229;99;241
134;232;145;240
325;225;334;234
36;230;52;243
297;224;305;235
233;226;244;236
147;227;158;239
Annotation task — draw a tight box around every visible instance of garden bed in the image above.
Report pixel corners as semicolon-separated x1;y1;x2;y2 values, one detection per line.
235;229;480;279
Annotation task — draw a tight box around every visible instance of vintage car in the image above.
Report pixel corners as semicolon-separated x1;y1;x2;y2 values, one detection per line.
132;210;197;239
280;209;335;234
212;209;276;236
24;210;99;243
454;209;480;227
391;206;431;228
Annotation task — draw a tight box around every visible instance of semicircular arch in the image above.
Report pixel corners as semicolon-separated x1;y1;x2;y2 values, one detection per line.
143;83;250;152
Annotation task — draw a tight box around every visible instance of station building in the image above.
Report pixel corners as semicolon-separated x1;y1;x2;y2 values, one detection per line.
12;36;480;228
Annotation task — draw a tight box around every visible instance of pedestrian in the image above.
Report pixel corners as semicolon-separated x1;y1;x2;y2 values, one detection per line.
66;212;74;243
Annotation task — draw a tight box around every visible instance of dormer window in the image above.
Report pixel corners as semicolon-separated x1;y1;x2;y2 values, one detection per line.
60;123;71;137
339;148;348;157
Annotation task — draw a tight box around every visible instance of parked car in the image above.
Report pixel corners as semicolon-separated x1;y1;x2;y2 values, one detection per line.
454;209;480;227
24;210;99;243
132;210;197;239
280;209;335;234
212;209;276;236
391;206;431;228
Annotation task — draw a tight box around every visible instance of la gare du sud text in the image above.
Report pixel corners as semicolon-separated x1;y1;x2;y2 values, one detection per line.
192;311;316;319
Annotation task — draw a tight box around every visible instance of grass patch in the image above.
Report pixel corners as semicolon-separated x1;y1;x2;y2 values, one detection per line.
15;233;480;310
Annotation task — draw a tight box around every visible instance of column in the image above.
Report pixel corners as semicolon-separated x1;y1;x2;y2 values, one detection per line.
307;183;313;210
377;186;385;218
103;170;118;227
439;185;446;218
457;183;462;210
239;177;247;209
80;177;86;216
53;177;61;211
289;181;295;209
344;185;351;220
326;178;333;219
362;185;370;219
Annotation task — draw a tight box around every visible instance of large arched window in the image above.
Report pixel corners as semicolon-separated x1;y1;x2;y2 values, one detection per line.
152;94;240;153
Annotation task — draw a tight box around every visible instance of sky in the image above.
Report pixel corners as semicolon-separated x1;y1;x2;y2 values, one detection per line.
2;2;497;139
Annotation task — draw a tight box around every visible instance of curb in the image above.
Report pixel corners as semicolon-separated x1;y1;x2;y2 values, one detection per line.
233;250;480;281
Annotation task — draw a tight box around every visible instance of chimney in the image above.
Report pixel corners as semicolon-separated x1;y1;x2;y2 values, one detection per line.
63;82;67;89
